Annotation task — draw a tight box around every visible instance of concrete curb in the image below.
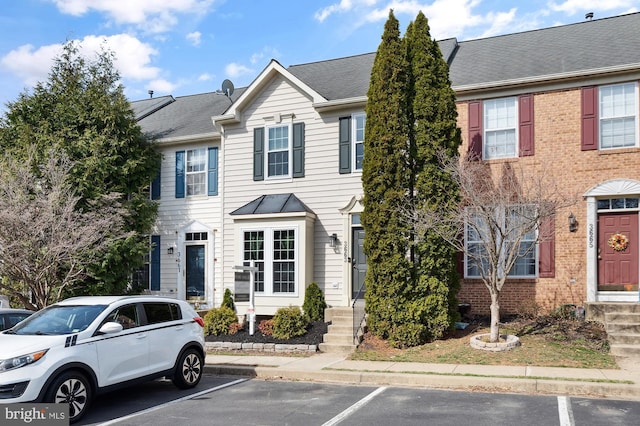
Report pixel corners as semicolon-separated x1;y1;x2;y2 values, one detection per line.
203;363;640;400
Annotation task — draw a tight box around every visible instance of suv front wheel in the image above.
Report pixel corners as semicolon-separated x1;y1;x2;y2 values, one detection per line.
45;371;92;423
172;348;203;389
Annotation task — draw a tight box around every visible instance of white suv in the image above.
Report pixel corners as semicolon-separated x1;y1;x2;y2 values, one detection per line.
0;295;206;423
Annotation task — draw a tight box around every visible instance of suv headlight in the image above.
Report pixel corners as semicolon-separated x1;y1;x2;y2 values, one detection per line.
0;350;48;372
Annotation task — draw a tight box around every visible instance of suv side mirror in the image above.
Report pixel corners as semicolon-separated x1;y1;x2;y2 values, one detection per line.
97;322;124;335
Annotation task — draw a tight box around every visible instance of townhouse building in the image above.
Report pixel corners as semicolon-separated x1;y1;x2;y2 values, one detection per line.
133;12;640;320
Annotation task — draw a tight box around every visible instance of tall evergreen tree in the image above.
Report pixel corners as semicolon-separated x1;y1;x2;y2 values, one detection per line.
0;41;161;298
406;12;462;340
362;10;413;345
363;11;462;347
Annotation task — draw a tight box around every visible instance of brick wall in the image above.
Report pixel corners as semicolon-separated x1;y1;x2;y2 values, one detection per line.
455;85;640;315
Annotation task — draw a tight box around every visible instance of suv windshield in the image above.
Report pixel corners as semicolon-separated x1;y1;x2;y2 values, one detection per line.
11;305;107;335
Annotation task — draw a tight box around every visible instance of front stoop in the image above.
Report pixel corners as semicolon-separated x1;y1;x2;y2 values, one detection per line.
588;302;640;358
319;307;360;354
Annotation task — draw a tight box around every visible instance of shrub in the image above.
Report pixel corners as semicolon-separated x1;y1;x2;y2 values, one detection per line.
221;288;236;312
228;322;244;335
272;306;308;339
302;282;327;322
258;319;274;336
203;306;237;336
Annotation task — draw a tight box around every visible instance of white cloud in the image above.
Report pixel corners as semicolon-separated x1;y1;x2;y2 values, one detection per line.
0;44;63;87
548;0;638;16
198;73;214;81
249;47;281;65
225;62;253;78
186;31;202;46
314;0;377;22
0;34;161;90
49;0;217;33
147;78;178;93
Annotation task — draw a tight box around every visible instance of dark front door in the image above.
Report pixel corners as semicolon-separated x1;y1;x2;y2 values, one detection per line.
186;245;205;298
352;228;367;299
598;212;639;291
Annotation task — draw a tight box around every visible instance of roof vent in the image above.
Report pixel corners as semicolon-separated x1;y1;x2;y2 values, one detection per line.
148;90;154;98
585;12;594;20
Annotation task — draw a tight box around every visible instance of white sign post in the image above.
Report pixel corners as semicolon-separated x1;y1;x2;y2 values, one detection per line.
233;261;257;335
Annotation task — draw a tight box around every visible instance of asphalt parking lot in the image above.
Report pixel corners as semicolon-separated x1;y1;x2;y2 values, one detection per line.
79;375;640;426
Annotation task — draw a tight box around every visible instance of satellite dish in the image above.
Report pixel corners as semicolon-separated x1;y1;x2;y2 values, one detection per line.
221;79;234;97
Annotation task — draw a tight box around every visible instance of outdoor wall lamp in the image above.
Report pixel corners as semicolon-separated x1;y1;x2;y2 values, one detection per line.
329;233;338;248
568;213;578;233
167;246;174;255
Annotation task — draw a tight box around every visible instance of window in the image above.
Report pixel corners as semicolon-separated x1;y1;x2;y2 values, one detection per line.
600;82;637;149
353;113;366;171
465;205;537;279
597;197;639;210
267;125;290;178
143;302;181;324
243;228;297;295
468;95;533;159
175;147;218;198
186;148;206;195
339;113;366;173
484;97;517;159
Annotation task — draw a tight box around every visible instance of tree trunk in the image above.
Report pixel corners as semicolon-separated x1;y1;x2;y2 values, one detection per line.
489;291;500;342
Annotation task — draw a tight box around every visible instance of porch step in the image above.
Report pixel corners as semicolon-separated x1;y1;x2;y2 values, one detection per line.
593;303;640;360
319;307;360;354
608;333;640;345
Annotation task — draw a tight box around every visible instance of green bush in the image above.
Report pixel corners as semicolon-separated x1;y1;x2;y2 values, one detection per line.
221;288;236;312
302;282;327;322
203;306;237;336
272;306;309;339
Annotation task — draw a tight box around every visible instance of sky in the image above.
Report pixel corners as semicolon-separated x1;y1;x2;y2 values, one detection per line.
0;0;639;109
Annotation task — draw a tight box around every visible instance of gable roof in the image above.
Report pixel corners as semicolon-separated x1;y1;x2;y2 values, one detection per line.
136;12;640;138
135;90;244;142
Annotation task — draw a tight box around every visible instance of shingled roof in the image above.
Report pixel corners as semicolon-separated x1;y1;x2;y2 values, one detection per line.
132;12;640;138
134;89;244;140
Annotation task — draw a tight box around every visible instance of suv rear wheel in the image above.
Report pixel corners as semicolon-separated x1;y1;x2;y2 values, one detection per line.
45;371;92;423
172;348;203;389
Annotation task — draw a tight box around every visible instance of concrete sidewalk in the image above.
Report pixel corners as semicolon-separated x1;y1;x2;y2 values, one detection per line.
204;352;640;400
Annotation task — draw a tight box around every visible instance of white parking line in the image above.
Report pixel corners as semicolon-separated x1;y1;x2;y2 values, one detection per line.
97;378;248;426
322;387;387;426
558;395;575;426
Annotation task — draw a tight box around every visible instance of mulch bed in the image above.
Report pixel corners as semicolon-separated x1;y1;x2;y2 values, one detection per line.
205;320;329;345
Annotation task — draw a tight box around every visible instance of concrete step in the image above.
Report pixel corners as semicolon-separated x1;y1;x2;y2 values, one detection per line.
328;324;353;334
610;344;640;357
330;316;353;327
318;342;357;354
323;333;355;345
605;312;640;323
587;302;640;322
608;333;640;345
606;323;640;334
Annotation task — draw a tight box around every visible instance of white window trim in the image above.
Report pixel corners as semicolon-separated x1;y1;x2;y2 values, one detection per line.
185;148;207;196
483;97;519;160
464;206;538;279
598;82;638;150
241;225;299;297
352;113;365;173
265;123;293;180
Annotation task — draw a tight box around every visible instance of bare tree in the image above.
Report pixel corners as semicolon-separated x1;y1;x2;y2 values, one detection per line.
408;154;575;342
0;149;132;309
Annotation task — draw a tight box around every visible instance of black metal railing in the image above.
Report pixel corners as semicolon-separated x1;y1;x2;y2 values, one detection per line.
352;283;366;345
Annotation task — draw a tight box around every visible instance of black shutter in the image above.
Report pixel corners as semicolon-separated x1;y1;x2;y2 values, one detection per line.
339;117;351;174
253;127;264;181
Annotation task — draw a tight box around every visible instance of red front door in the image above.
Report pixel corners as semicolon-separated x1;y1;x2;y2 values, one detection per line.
598;212;639;291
